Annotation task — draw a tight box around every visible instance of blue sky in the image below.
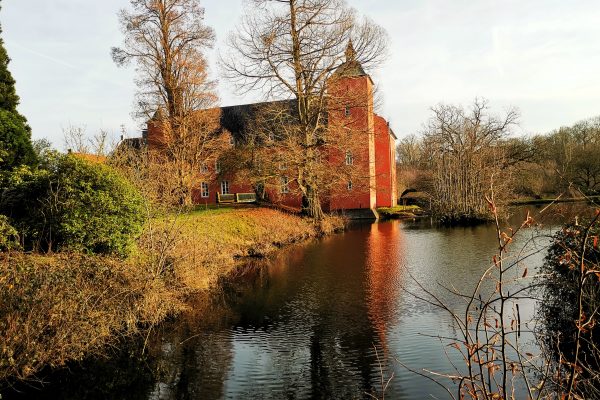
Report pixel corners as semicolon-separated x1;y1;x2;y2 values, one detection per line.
3;0;600;147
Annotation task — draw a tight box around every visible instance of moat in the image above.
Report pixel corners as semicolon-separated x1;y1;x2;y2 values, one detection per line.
8;209;567;399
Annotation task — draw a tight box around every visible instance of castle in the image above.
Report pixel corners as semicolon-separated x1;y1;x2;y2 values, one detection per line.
143;43;397;213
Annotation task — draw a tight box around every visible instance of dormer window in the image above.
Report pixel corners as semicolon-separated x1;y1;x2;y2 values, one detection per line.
215;160;221;173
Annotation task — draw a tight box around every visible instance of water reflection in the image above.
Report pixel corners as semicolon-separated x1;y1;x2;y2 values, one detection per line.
178;216;549;399
217;225;395;399
365;222;404;351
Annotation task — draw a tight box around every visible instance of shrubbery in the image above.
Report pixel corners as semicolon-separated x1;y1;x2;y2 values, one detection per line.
0;252;177;382
539;219;600;396
0;153;146;256
0;215;18;251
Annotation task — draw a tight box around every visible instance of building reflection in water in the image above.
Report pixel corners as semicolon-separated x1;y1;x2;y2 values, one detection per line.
364;221;405;353
202;222;408;399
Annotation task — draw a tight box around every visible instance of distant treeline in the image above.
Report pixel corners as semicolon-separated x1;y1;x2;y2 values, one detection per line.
513;116;600;197
396;100;600;222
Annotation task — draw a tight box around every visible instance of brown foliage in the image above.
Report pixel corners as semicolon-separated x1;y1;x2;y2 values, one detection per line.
0;253;180;382
112;0;222;206
112;0;216;121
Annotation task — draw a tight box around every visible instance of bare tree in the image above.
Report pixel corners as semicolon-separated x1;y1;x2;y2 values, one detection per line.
396;134;423;168
63;124;88;154
150;108;228;205
89;129;112;157
509;116;600;198
222;0;388;219
395;134;435;198
112;0;225;205
63;124;119;158
422;98;520;222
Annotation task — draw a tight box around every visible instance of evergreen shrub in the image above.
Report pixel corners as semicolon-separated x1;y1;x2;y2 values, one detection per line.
0;154;145;256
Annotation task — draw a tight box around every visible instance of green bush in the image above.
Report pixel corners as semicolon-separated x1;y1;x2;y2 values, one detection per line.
0;214;19;251
0;153;145;256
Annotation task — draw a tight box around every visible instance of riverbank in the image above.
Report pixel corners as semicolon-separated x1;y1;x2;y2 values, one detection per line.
510;195;600;206
0;207;345;383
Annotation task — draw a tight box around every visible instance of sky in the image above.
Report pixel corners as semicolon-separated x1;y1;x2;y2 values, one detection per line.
3;0;600;148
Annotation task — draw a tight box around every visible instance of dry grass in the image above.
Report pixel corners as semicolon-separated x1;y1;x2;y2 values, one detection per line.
139;207;344;291
0;253;179;382
0;207;345;383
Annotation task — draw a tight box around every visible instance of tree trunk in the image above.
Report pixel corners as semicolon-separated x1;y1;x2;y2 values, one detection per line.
302;185;324;220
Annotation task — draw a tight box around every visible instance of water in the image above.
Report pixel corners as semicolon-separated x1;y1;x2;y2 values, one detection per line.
6;207;588;400
186;219;547;400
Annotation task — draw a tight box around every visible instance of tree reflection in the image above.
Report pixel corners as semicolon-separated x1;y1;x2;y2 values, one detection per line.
210;224;403;398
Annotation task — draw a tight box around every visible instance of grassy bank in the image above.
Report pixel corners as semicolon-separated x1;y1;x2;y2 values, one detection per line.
377;205;425;219
140;207;344;291
0;207;344;383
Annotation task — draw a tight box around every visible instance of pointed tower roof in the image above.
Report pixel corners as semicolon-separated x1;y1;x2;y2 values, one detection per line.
345;39;357;61
334;40;367;78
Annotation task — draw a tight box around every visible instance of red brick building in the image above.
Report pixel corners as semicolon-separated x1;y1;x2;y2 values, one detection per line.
144;45;397;213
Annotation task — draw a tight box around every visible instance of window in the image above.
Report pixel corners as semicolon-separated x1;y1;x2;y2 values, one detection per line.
281;176;289;194
347;180;353;191
221;180;230;195
229;136;235;146
201;182;209;198
200;163;208;173
345;150;354;165
345;105;351;117
215;160;221;173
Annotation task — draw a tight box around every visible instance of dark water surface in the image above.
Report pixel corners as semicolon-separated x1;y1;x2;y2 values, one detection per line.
8;208;584;400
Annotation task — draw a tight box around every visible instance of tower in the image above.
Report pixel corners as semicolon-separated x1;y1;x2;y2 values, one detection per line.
326;41;377;210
